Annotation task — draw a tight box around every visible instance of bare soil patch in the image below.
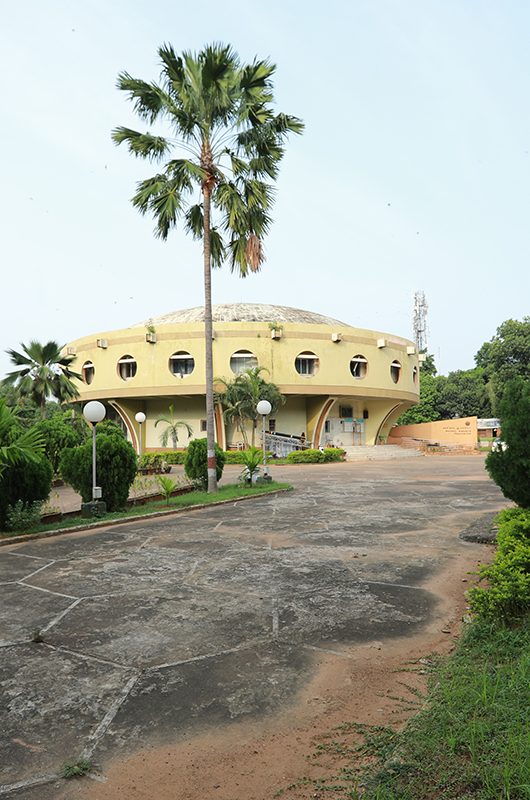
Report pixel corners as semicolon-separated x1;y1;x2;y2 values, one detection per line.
64;546;487;800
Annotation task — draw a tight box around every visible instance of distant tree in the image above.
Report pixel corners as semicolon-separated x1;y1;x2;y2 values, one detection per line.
395;372;441;425
486;378;530;508
436;368;492;419
4;341;81;416
113;43;303;492
154;405;193;449
476;317;530;411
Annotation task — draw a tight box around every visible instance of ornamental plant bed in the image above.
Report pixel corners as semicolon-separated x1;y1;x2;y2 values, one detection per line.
39;485;194;525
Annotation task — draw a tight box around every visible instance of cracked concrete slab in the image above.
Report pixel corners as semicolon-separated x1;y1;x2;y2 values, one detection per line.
0;458;506;795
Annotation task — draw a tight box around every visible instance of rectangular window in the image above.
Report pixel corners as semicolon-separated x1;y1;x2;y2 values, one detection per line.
324;420;331;433
268;418;276;433
339;405;353;419
200;419;207;432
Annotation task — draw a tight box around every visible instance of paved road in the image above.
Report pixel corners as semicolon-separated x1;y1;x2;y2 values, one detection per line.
0;457;505;798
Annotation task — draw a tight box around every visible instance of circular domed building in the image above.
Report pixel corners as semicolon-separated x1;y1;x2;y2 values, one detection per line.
67;303;420;452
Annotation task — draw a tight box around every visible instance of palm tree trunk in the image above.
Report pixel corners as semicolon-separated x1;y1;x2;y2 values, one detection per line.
202;181;218;492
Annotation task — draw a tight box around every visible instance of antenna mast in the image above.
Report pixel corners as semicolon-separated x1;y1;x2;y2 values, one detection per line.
413;291;428;352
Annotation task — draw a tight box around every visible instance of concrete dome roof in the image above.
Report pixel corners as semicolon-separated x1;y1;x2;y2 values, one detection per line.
139;303;348;327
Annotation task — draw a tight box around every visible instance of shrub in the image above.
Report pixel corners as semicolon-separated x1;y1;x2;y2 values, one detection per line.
0;456;53;529
34;414;88;476
286;448;326;463
223;449;273;464
138;453;165;471
322;447;346;462
95;420;126;439
157;475;178;505
5;500;43;532
60;434;137;511
485;378;530;508
238;446;263;484
184;438;225;489
152;450;186;465
469;508;530;620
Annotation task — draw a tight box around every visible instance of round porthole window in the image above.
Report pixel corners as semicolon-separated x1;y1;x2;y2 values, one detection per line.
230;350;258;375
295;351;319;376
118;355;137;381
350;354;367;379
82;361;95;385
390;360;401;384
169;351;195;378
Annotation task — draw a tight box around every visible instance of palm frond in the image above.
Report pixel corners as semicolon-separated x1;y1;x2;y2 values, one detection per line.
112;127;170;161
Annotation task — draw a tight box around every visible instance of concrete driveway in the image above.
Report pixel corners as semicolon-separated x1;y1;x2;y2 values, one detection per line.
0;457;505;798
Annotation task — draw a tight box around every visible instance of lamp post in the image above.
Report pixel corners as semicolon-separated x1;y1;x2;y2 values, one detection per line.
82;401;106;516
256;399;272;481
135;411;146;455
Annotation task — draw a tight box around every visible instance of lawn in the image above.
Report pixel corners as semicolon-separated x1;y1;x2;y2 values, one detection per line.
0;481;292;538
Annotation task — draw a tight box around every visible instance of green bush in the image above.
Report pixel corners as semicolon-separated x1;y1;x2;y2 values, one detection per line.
95;420;126;439
469;508;530;620
184;438;225;489
223;449;273;464
322;447;346;462
5;500;43;532
34;414;88;476
486;378;530;508
149;450;186;465
0;456;53;529
60;434;138;511
238;446;263;484
138;453;165;471
286;448;326;463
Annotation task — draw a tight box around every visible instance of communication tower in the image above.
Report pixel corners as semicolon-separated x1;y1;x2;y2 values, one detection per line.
413;291;428;352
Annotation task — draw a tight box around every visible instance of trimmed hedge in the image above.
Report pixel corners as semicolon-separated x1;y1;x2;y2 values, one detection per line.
0;456;53;529
286;448;346;464
468;507;530;620
148;450;187;465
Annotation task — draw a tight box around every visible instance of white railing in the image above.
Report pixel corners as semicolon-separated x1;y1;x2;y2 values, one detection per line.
263;432;311;457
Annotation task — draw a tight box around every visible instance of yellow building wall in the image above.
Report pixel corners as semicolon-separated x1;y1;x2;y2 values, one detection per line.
390;417;478;447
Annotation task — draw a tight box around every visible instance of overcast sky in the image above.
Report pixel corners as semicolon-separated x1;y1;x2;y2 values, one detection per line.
1;0;529;379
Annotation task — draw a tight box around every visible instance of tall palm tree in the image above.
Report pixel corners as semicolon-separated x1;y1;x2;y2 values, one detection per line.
154;405;193;449
112;43;303;491
4;341;81;417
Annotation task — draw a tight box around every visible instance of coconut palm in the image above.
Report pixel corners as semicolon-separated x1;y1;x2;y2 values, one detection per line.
154;405;193;449
4;341;81;417
0;399;45;480
112;43;303;491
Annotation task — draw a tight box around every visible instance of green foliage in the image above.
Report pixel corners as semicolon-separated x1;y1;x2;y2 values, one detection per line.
184;438;225;489
113;43;303;272
95;420;126;439
468;507;530;619
223;449;272;464
138;453;165;471
321;447;346;462
154;405;193;448
0;455;52;529
61;760;92;779
156;475;178;505
34;412;88;475
475;317;530;410
485;378;530;508
287;448;326;463
396;367;492;426
217;367;285;447
239;446;263;483
3;340;82;414
5;500;43;532
0;398;45;481
152;450;186;464
60;434;138;511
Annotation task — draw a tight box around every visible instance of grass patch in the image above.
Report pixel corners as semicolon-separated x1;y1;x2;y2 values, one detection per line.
0;482;292;537
60;759;92;779
280;617;530;799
